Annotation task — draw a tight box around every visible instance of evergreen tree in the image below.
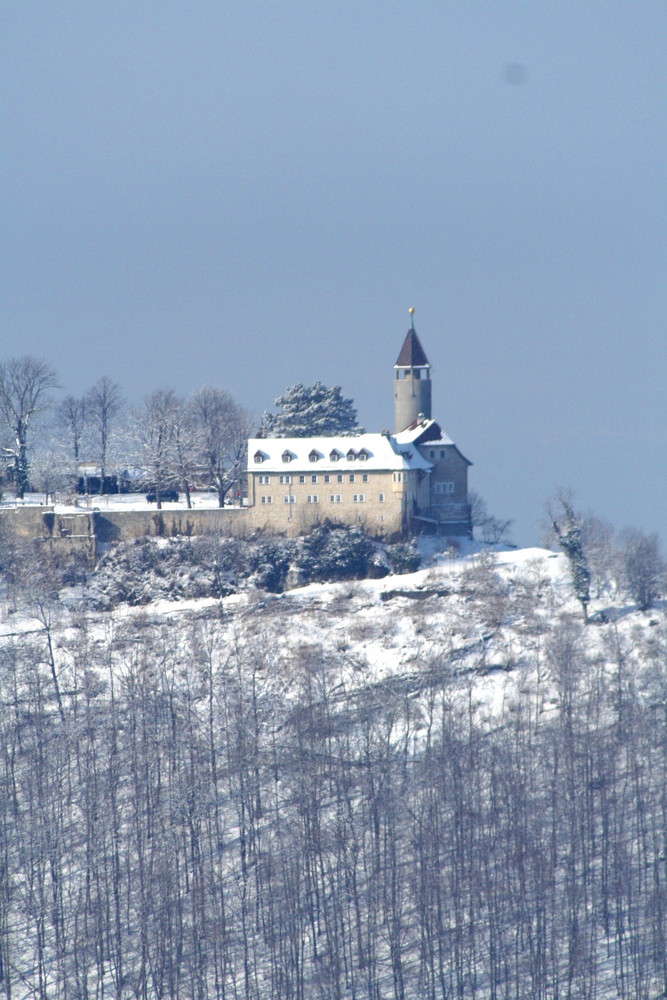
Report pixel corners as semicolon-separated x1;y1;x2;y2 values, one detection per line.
550;494;591;621
261;381;363;437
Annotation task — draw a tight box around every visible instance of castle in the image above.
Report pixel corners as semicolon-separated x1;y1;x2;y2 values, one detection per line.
0;315;472;555
246;313;472;538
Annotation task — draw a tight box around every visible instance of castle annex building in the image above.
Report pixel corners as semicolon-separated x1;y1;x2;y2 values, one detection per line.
247;316;472;538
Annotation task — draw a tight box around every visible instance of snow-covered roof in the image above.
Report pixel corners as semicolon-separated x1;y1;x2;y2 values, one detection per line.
394;420;454;447
248;433;433;473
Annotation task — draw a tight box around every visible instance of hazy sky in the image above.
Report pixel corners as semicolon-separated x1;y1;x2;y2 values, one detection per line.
2;2;665;546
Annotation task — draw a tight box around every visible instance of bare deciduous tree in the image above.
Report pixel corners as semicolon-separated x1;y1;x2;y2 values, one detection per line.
192;387;252;507
56;394;87;461
621;528;664;611
134;389;178;509
0;356;58;497
85;376;123;494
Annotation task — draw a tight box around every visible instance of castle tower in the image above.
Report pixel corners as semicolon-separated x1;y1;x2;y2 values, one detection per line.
393;308;432;432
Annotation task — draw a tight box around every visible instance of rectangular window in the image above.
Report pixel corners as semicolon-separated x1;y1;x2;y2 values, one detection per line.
258;475;270;485
260;495;273;504
362;473;368;483
336;474;343;483
283;495;295;503
323;474;330;483
329;494;342;503
440;450;445;458
349;474;355;483
353;494;365;503
429;450;435;459
434;482;455;495
307;495;319;503
379;493;385;503
311;474;317;483
279;474;291;485
299;475;306;484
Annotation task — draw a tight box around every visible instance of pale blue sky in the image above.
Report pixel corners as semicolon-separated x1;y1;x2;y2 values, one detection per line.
2;2;665;545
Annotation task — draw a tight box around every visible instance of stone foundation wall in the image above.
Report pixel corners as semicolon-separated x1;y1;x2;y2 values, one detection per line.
93;508;249;545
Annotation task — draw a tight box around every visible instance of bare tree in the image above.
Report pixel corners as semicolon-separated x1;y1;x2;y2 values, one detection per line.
56;394;87;461
170;397;201;509
85;376;123;494
468;489;514;545
134;389;178;508
29;447;72;503
620;528;664;611
192;387;252;507
0;356;58;497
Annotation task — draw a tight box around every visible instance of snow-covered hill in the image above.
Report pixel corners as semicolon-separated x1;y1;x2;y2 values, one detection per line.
1;545;665;999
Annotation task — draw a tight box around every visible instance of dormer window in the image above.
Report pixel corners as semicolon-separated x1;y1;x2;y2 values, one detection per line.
346;449;356;462
329;449;341;462
308;449;320;463
253;451;265;464
357;448;369;462
281;450;293;464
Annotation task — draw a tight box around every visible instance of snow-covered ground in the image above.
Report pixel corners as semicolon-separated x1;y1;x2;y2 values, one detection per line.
2;542;665;999
0;489;242;512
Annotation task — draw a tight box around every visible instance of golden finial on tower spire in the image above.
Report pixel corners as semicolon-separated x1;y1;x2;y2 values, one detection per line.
408;306;415;330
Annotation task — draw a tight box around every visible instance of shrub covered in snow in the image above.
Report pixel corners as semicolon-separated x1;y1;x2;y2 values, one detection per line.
387;541;421;575
295;522;377;583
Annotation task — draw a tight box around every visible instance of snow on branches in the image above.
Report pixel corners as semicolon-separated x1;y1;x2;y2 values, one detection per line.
261;381;363;437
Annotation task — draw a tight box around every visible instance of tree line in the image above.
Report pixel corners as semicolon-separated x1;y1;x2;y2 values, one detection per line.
0;356;252;507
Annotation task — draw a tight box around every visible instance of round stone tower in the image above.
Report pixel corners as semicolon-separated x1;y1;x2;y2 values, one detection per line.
393;308;432;432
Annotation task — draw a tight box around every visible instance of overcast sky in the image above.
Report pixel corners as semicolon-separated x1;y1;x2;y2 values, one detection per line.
2;2;665;546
